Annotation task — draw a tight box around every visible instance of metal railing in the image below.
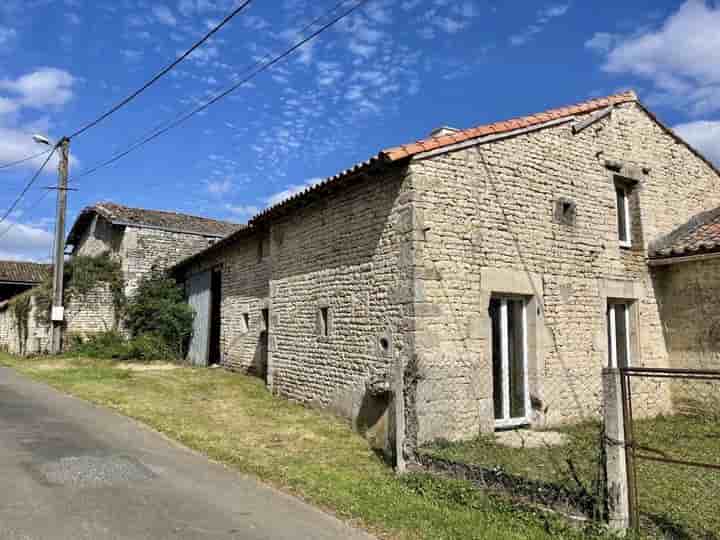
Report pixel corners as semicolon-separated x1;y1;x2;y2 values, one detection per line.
619;366;720;531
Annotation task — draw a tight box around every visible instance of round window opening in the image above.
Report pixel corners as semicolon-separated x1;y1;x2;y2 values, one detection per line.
379;337;390;352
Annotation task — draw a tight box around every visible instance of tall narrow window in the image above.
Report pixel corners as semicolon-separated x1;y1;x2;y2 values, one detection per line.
489;296;529;428
261;308;269;333
616;185;631;247
607;301;631;368
320;307;329;336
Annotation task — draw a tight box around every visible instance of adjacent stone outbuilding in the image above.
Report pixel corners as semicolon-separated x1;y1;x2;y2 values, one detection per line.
649;206;720;370
172;91;720;458
0;203;241;352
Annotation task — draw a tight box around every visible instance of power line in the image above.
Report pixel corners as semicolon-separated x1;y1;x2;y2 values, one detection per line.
68;0;254;140
0;149;52;170
71;0;369;182
0;148;56;228
0;188;53;242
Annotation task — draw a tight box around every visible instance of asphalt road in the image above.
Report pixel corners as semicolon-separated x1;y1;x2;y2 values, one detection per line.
0;367;373;540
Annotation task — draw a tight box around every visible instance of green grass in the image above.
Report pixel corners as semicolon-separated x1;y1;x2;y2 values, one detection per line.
422;416;720;538
0;354;615;540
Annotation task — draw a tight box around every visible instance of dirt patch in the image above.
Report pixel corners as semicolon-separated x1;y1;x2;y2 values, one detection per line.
116;362;181;371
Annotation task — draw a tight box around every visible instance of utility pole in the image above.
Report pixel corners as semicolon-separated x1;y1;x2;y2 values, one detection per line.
50;137;70;354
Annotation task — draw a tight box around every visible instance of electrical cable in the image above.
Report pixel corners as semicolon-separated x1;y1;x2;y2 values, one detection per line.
69;0;369;182
0;147;56;228
68;0;254;139
0;149;52;170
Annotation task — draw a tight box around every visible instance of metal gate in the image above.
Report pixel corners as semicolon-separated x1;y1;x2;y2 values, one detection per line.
619;366;720;533
186;270;211;366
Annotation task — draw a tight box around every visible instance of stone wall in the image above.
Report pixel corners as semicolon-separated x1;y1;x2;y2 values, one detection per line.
66;215;220;341
64;283;118;338
119;226;216;297
407;102;720;443
0;294;50;355
179;165;415;456
652;258;720;370
183;228;271;374
268;164;414;436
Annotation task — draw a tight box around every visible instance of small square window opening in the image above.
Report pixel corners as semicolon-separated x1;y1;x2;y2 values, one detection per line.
555;197;576;226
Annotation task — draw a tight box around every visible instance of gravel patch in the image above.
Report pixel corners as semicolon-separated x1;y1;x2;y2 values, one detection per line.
37;455;154;488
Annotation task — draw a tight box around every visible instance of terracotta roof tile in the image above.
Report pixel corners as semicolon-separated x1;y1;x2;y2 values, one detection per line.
0;261;50;284
650;207;720;258
379;91;637;161
68;202;243;245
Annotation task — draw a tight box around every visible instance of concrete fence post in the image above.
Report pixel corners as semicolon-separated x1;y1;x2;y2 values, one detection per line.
602;368;630;532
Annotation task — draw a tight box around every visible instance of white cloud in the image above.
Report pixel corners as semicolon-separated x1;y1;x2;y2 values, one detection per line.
0;26;17;47
152;4;178;26
0;221;53;262
401;0;422;11
0;126;80;172
585;32;615;53
348;40;376;59
0;68;75;109
225;204;259;222
674;120;720;165
0;68;79;173
65;12;81;25
121;49;144;62
510;3;570;46
206;177;232;195
184;44;219;65
0;97;19;115
587;1;720;115
265;177;324;207
538;3;570;21
434;16;465;34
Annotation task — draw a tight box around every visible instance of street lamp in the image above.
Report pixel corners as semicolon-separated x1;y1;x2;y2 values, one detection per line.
32;134;52;146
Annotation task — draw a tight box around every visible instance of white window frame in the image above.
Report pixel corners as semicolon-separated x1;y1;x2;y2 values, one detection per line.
494;297;530;429
607;301;632;368
616;184;632;248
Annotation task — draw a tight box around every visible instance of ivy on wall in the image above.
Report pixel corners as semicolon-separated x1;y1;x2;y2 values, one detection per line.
10;252;125;336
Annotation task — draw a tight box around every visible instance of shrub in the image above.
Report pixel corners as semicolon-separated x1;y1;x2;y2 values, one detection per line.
68;331;177;362
68;331;131;359
124;273;194;358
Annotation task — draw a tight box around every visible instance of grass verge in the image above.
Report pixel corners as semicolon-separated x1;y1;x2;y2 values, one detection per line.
0;353;614;540
422;417;720;538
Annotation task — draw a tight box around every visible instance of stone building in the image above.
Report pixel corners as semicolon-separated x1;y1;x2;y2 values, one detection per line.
62;202;241;337
172;91;720;455
0;261;51;354
0;261;50;302
649;207;720;371
0;203;240;352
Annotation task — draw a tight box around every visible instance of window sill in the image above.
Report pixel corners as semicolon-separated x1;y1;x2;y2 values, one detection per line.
619;241;632;249
494;418;530;430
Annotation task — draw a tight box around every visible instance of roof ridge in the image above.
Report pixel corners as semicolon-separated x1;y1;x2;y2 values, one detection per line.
381;90;638;161
96;201;240;225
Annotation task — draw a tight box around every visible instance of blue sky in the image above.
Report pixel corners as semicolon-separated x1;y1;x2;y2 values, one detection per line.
1;0;719;261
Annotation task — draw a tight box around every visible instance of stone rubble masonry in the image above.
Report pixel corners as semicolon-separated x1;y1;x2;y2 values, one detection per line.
179;101;720;448
406;102;720;444
179;164;415;458
0;213;221;351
